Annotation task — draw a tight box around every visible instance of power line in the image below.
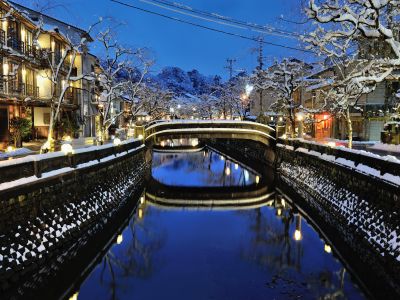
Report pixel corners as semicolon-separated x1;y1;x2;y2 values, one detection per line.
110;0;314;54
138;0;299;39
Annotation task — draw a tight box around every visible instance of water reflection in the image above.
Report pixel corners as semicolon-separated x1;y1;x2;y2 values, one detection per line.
75;150;364;300
152;147;259;187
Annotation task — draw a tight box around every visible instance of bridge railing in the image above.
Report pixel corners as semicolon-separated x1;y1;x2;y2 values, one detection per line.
144;120;276;140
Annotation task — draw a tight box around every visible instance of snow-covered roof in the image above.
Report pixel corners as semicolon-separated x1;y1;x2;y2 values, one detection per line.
9;1;93;44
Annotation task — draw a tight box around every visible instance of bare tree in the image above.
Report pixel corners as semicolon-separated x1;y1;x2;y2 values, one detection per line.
304;0;398;147
253;59;312;136
40;19;101;151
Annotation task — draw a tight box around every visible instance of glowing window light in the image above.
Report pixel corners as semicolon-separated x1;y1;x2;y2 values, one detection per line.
138;208;143;219
256;176;260;184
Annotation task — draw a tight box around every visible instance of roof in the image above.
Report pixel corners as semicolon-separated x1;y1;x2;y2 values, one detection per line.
9;1;93;43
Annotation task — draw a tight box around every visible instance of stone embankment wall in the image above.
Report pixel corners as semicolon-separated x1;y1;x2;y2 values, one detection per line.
276;141;400;297
0;140;148;299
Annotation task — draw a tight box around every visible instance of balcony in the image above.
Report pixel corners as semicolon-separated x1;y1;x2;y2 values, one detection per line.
25;83;39;98
65;87;81;106
7;36;25;53
55;86;81;106
9;80;25;96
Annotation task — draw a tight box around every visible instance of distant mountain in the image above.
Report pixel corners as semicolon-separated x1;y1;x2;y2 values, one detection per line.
152;67;221;96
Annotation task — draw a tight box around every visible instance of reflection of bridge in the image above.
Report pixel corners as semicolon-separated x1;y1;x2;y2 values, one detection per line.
145;177;275;210
143;120;276;147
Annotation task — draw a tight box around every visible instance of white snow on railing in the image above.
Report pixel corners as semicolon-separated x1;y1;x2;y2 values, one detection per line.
0;144;145;192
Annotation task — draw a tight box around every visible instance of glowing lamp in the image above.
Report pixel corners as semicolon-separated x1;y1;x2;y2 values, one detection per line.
191;139;199;147
138;134;144;140
277;208;282;216
61;143;73;155
140;196;145;204
256;176;260;184
324;244;332;253
6;146;14;153
234;163;239;170
113;138;122;146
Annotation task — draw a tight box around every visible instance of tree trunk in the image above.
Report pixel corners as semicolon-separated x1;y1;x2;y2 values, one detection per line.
346;107;353;149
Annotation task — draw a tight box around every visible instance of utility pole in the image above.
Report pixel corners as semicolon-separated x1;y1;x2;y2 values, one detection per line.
225;58;236;79
256;37;265;114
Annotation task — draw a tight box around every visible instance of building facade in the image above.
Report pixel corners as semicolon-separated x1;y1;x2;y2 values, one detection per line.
0;1;100;149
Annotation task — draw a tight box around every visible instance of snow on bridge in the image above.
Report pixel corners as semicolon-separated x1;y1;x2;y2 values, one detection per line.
143;120;276;146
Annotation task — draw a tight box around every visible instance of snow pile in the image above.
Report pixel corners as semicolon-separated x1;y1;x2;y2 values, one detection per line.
0;148;34;160
368;143;400;154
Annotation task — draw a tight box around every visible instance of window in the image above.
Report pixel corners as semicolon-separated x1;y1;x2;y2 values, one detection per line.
43;113;50;125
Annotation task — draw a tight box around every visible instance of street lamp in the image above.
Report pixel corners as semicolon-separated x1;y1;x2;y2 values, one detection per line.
296;111;306;138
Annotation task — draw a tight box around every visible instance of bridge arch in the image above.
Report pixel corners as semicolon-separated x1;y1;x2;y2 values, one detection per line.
143;120;276;147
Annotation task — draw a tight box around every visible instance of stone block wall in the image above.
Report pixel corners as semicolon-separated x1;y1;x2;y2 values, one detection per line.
277;144;400;296
0;147;148;299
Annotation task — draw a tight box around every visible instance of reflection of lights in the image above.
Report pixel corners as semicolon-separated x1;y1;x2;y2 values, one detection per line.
294;215;302;241
281;134;287;139
138;134;144;140
116;234;123;245
113;138;122;146
244;170;249;182
140;196;145;204
279;117;283;122
138;208;143;219
64;135;72;142
324;244;332;253
225;167;231;176
69;292;79;300
61;143;73;155
160;141;166;147
220;155;224;161
234;163;239;170
277;208;282;216
294;230;302;241
256;176;260;184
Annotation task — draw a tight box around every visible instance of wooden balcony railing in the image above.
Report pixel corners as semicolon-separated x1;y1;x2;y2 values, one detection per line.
65;87;81;105
7;36;25;53
25;83;39;98
9;80;24;95
0;29;5;45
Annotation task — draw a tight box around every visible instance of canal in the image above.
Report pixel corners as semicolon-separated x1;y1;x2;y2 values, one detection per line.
69;145;365;300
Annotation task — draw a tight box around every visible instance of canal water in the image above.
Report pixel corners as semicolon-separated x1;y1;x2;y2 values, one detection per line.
72;146;365;300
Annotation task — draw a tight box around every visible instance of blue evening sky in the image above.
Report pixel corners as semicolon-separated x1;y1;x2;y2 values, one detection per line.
16;0;309;79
